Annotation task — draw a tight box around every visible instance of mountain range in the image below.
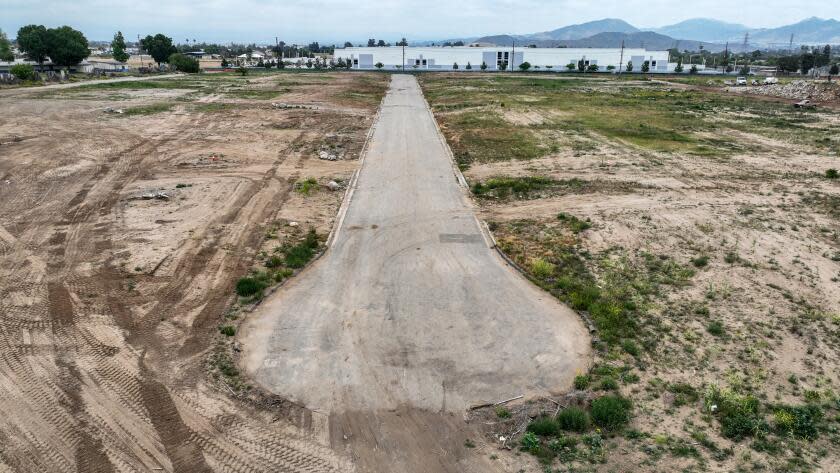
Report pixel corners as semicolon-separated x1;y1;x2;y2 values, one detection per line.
437;17;840;52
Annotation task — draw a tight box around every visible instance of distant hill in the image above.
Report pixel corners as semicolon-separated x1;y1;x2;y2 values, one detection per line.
530;18;638;41
749;17;840;45
436;17;840;52
653;19;749;42
557;32;722;52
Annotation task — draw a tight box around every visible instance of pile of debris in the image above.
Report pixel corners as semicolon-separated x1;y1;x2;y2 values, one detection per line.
735;80;840;102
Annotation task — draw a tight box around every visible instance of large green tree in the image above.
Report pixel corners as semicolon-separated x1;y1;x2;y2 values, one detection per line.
16;25;50;64
46;26;89;67
0;29;14;62
140;34;176;66
111;31;128;62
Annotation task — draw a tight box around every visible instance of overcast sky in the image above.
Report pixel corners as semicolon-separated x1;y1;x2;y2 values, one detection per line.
3;0;839;44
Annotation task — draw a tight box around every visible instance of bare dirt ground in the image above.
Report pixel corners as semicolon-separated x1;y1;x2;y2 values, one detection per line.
421;73;840;472
0;71;385;472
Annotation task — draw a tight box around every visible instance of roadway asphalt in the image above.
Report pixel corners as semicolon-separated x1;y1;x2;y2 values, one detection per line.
240;74;590;413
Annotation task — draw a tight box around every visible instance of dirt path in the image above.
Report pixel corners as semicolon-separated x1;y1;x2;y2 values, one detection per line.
240;74;591;471
0;74;182;96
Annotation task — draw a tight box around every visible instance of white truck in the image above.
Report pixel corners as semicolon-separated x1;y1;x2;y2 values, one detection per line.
763;77;779;85
736;76;748;86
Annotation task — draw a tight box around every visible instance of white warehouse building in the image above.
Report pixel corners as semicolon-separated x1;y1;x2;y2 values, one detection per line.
335;46;673;72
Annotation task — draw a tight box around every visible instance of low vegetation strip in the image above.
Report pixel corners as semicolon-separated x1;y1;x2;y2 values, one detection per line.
421;75;839;169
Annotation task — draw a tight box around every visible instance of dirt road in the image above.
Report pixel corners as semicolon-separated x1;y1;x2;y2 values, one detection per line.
241;74;590;452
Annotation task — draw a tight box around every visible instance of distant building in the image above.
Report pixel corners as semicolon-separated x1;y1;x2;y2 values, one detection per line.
335;46;673;72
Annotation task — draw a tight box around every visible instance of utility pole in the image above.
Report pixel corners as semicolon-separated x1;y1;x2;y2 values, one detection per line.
742;32;749;73
618;39;625;75
788;34;794;55
511;40;515;72
402;39;405;72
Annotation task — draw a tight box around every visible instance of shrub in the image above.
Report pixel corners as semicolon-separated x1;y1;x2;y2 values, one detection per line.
235;275;268;297
668;383;699;407
265;255;283;268
705;386;766;440
295;177;318;195
590;395;632;430
530;257;555;278
556;407;590;432
621;340;640;357
574;374;590;390
706;321;725;336
773;405;822;440
495;406;510;418
691;255;709;268
10;64;36;81
168;53;200;73
520;431;540;452
527;416;560;436
598;377;619;391
219;325;236;336
826;169;839;179
284;229;320;268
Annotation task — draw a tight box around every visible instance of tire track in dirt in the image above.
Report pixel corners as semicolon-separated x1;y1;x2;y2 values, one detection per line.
0;73;382;472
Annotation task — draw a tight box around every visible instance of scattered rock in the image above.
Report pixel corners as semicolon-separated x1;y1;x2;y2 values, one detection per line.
326;180;341;191
731;80;840;103
104;107;125;114
288;221;299;227
318;150;338;161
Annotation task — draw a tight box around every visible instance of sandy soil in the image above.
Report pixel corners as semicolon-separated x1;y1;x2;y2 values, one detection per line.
428;79;840;471
0;72;383;472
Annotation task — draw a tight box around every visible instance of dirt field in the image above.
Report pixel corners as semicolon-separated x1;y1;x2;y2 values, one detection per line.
0;71;387;472
420;73;840;472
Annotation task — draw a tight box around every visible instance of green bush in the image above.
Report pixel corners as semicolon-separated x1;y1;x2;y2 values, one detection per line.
235;275;268;297
574;374;590;390
691;255;709;268
527;416;560;436
284;229;320;268
705;386;766;440
168;53;200;73
621;340;640;357
219;325;236;336
556;407;590;432
826;168;839;179
520;431;540;452
530;257;555;278
598;377;619;391
668;383;699;407
495;406;511;418
10;64;36;81
773;405;822;440
590;395;632;430
295;177;318;195
706;321;725;336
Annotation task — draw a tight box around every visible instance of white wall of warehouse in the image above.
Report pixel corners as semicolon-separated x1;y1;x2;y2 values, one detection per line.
335;47;673;72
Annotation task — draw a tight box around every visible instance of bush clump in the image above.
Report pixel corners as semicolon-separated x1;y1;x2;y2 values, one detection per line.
556;406;590;432
773;404;822;440
283;229;320;268
219;325;236;336
590;395;632;430
10;64;36;81
527;416;560;436
168;53;200;73
826;168;839;179
705;386;767;440
235;274;269;297
574;374;590;390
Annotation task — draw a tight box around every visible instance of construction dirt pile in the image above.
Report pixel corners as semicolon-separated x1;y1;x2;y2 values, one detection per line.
735;80;840;102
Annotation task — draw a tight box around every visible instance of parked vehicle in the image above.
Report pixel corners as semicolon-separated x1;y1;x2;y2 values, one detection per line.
736;76;747;86
763;77;778;85
794;99;815;109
